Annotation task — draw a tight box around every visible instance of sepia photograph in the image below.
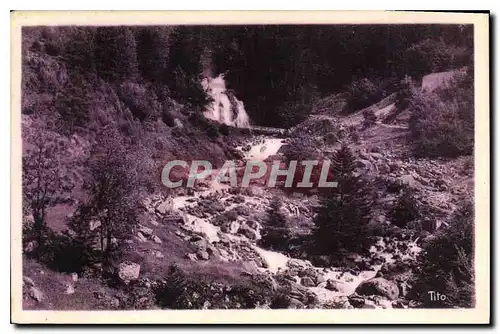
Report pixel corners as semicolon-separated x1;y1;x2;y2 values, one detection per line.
10;11;490;324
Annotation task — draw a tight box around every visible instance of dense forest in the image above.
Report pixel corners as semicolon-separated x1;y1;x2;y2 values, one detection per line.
22;24;473;128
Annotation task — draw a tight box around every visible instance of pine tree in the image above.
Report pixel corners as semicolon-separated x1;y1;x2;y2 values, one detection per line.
94;27;138;82
165;27;210;109
313;144;373;258
260;197;291;251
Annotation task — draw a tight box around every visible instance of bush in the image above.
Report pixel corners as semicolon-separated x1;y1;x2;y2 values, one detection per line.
408;72;474;158
390;187;420;228
412;202;474;308
188;112;220;140
403;39;471;78
362;109;377;129
155;264;276;309
346;78;386;112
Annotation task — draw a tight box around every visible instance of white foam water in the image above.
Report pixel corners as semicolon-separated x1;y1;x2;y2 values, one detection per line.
202;74;250;128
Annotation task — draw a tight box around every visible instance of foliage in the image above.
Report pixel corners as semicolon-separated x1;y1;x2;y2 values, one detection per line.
313;144;374;259
403;38;471;78
54;76;92;133
166;27;211;110
346;78;387;112
94;27;139;82
259;197;292;252
413;202;474;308
408;71;474;157
390;187;421;227
74;127;147;264
154;264;276;309
22;120;74;248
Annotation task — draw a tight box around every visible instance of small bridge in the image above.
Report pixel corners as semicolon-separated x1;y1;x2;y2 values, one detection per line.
228;125;290;137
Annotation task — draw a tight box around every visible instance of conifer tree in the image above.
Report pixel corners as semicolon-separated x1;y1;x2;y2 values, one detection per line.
313;144;373;258
260;197;291;251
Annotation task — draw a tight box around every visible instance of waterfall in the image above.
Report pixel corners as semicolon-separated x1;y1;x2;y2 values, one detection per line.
202;74;250;128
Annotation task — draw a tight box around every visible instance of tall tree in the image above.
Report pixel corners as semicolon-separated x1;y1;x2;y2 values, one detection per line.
313;144;373;258
22;120;73;248
94;27;139;82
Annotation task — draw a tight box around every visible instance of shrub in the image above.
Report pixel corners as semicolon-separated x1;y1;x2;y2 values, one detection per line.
155;264;276;309
390;187;420;228
362;109;377;129
346;78;386;112
408;72;474;158
412;202;474;308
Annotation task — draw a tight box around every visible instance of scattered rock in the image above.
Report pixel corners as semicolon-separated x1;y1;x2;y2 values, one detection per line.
23;276;35;287
186;253;198;261
355;277;399;300
136;232;147;242
197;250;210;261
29;286;44;302
152;235;162;244
151;250;164;258
66;283;75;295
118;262;141;284
138;224;153;237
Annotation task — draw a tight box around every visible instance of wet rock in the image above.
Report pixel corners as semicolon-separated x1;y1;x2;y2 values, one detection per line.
348;295;365;308
326;279;341;292
118;262;141;284
301;277;315;287
355;277;399;300
315;274;326;285
288;298;305;309
237;223;258;240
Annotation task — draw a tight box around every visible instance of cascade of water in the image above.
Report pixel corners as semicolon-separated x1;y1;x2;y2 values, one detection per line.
202;74;250;128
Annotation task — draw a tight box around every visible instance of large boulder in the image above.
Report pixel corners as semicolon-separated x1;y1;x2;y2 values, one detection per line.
355;277;399;300
118;262;141;284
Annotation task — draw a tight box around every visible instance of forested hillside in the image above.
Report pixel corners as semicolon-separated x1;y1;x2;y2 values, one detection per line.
21;24;475;311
